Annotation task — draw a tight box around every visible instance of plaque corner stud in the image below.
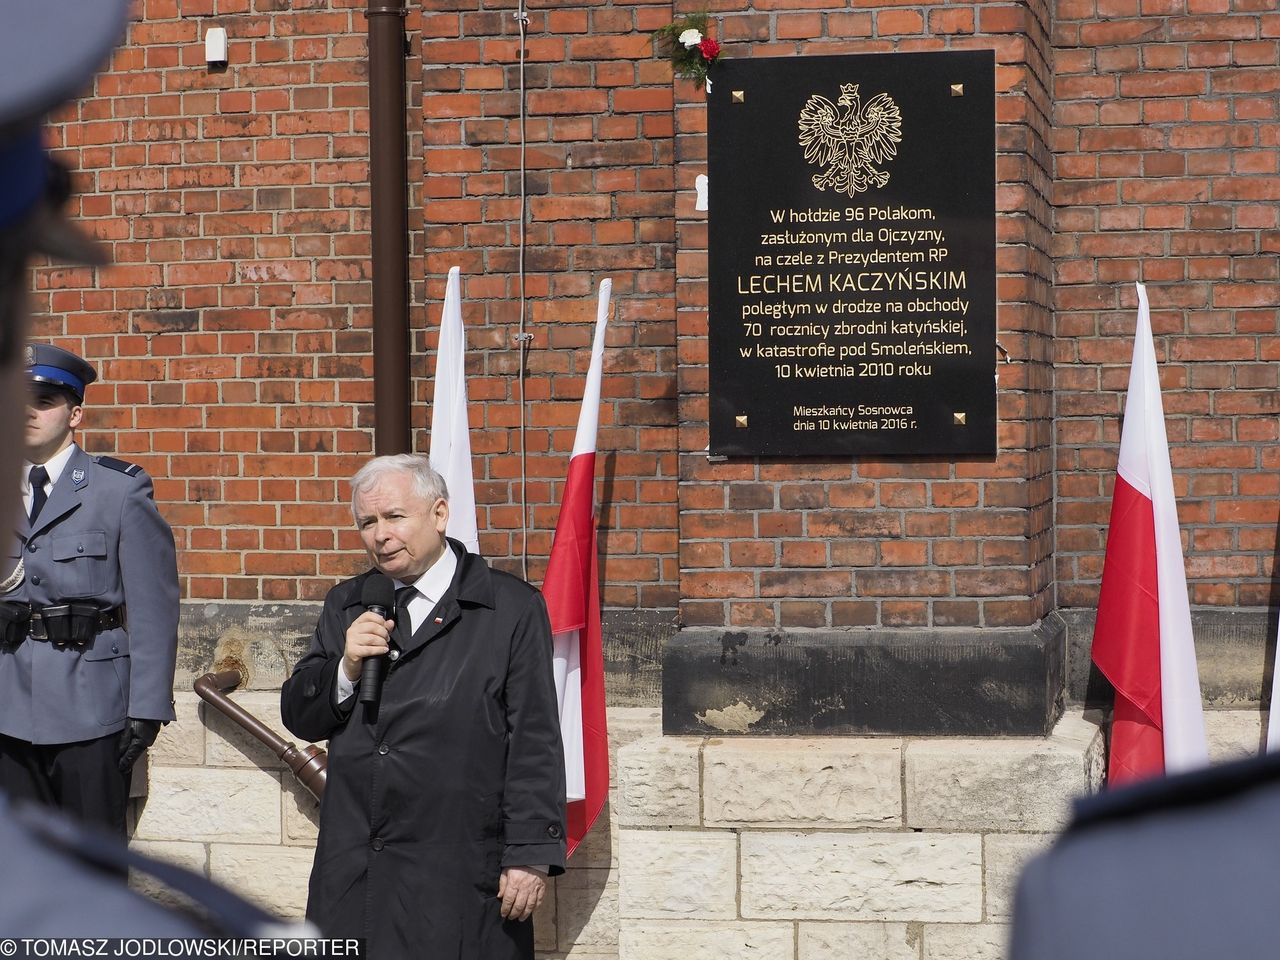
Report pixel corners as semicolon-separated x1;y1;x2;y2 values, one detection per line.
731;90;746;104
735;415;749;428
953;412;967;426
950;83;964;97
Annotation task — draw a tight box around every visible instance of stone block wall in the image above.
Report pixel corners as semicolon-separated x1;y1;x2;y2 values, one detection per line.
614;714;1106;960
612;711;1270;960
133;693;1271;958
132;689;323;919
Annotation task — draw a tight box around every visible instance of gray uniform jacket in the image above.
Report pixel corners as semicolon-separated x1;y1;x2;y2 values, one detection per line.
1;445;179;744
1010;750;1280;960
0;794;206;936
0;791;321;940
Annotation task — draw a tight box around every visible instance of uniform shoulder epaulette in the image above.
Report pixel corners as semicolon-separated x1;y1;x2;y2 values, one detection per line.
94;455;142;477
1068;750;1280;835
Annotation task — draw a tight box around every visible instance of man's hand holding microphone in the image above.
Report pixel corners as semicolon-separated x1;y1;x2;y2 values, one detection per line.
343;574;396;707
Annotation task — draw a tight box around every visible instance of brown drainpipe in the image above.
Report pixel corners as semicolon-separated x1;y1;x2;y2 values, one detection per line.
367;0;411;455
193;669;328;801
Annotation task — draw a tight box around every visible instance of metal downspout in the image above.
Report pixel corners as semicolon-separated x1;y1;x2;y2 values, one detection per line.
367;0;410;455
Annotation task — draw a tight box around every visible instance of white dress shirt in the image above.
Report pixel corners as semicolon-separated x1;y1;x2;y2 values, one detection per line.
22;443;77;518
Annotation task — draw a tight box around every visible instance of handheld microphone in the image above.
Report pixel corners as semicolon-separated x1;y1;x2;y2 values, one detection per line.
358;572;396;707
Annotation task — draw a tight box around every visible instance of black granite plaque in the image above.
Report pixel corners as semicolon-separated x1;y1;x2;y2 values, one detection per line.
708;51;996;457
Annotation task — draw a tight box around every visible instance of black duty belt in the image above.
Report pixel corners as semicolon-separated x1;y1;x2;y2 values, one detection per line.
0;602;125;647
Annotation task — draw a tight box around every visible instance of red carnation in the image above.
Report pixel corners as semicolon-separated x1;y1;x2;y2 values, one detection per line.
698;38;720;61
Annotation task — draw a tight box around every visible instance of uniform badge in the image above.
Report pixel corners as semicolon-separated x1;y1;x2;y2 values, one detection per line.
24;344;35;367
72;468;86;485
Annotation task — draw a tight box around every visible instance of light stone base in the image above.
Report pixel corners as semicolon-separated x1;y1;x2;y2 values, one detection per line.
130;699;1271;960
131;705;662;955
615;710;1107;960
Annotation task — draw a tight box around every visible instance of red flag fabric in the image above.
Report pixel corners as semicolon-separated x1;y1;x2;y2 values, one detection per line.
1093;474;1164;780
542;280;611;856
1091;283;1207;785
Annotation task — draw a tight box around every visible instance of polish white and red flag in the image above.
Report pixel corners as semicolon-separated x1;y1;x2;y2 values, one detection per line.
543;279;611;855
429;266;480;554
1091;282;1208;785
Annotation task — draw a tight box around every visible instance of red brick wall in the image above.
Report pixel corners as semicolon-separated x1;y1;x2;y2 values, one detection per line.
29;0;1278;625
675;0;1058;629
32;0;681;609
1052;1;1280;609
418;0;680;609
33;0;387;601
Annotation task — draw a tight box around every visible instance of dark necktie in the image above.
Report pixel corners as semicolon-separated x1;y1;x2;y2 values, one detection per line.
28;465;50;526
393;585;417;645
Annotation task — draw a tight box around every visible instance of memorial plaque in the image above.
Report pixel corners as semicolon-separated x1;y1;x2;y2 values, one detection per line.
708;51;996;457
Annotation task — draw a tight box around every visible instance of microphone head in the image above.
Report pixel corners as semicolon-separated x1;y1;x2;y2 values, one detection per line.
361;572;395;612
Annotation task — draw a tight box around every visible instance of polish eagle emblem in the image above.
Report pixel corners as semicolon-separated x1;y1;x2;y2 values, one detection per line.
798;83;903;197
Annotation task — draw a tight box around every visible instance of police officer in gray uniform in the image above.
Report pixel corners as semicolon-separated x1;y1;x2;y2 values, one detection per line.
0;342;180;837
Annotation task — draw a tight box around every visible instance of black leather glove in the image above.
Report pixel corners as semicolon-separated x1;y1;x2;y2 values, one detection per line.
117;718;162;772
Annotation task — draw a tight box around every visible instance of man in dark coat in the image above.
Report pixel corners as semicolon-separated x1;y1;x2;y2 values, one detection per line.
0;342;179;837
281;454;567;960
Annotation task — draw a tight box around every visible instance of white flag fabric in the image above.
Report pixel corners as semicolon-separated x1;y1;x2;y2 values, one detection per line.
1132;282;1207;775
553;625;584;801
428;266;479;554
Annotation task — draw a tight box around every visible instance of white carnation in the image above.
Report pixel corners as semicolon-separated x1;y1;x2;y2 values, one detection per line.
678;28;703;48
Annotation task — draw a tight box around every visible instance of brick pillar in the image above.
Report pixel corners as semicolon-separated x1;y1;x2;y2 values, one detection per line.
670;0;1060;735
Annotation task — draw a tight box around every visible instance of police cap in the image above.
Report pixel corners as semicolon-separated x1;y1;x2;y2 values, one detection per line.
0;1;130;230
26;343;97;402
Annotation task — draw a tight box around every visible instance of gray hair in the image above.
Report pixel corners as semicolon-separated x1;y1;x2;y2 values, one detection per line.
350;454;449;518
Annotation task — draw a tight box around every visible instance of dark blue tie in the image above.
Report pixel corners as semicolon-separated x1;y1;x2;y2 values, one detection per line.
28;465;49;526
394;585;417;645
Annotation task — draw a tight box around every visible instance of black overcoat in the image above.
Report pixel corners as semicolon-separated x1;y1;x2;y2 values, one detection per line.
280;541;566;960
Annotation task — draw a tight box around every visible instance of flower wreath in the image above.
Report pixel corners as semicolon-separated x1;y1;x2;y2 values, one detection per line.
652;12;722;87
